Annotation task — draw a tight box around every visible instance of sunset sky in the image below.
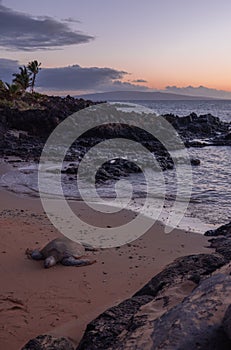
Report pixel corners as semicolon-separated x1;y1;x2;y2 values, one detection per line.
1;0;231;97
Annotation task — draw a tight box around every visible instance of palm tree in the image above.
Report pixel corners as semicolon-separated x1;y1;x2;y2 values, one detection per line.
0;79;8;99
5;82;22;101
27;60;41;93
0;79;6;92
13;66;31;92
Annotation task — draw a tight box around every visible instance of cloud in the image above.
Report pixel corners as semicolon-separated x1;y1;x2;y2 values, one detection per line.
0;2;94;50
165;85;231;99
0;58;151;93
62;17;81;24
36;65;129;91
109;80;151;92
132;79;147;83
36;66;151;93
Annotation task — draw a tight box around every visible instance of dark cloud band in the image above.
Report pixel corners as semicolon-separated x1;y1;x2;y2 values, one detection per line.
0;58;149;93
37;65;128;90
0;2;94;50
132;79;147;83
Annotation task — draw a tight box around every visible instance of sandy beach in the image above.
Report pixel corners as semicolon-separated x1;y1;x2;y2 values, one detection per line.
0;161;213;350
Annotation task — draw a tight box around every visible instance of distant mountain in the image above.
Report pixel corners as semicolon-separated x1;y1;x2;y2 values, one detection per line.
76;90;216;101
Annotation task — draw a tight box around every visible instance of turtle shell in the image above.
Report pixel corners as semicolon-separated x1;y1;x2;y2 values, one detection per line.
40;237;85;261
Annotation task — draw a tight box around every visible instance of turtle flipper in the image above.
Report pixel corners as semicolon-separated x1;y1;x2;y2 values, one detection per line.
31;249;43;260
82;243;98;251
61;257;96;266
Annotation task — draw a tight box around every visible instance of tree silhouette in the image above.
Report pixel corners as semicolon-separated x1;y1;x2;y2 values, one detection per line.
27;60;41;93
5;82;22;98
12;66;31;92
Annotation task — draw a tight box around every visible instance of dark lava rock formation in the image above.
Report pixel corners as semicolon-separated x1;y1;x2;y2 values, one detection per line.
164;112;230;146
205;221;231;237
76;222;231;350
223;304;231;341
0;101;230;168
0;95;100;161
149;273;231;350
21;334;74;350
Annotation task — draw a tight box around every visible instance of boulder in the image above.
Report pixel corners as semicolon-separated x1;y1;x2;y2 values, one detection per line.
77;254;226;350
190;158;200;166
149;273;231;350
205;222;231;263
134;253;225;297
208;236;231;263
21;334;74;350
77;273;231;350
103;274;231;350
205;222;231;237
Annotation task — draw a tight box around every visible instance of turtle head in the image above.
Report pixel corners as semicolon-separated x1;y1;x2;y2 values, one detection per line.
44;256;57;268
31;249;43;260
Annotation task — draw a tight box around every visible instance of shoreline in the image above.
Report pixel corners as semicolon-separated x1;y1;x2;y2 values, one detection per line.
0;158;216;235
0;160;213;349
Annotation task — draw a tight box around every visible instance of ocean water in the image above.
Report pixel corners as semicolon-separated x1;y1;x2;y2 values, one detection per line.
136;100;231;226
0;100;230;233
133;99;231;123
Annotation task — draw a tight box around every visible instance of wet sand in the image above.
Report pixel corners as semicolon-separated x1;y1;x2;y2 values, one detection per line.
0;161;212;349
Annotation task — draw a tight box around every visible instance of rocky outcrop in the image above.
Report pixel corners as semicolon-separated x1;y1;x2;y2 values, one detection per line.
205;221;231;237
208;237;231;263
164;112;230;145
77;253;228;350
213;132;231;146
21;334;74;350
109;274;231;350
134;253;225;297
62;158;147;184
76;221;231;350
1;101;230;157
0;101;230;175
223;304;231;341
204;222;231;263
149;273;231;350
0;95;99;137
0;95;100;161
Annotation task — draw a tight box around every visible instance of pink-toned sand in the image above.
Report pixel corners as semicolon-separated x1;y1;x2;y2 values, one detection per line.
0;162;212;350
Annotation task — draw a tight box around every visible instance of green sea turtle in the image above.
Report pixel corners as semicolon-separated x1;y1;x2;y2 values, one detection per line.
28;237;97;268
